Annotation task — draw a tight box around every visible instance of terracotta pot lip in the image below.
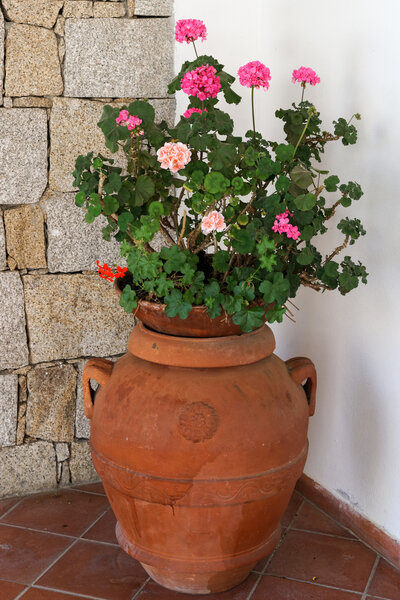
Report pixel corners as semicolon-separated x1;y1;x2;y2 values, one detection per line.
129;321;276;368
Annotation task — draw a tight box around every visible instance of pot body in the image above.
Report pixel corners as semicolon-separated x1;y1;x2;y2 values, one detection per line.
84;323;316;594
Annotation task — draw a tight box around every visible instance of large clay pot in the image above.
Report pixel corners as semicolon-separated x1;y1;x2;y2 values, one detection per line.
82;312;316;594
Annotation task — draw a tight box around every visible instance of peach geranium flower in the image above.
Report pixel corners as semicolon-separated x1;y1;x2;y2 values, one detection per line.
156;142;191;173
201;211;225;234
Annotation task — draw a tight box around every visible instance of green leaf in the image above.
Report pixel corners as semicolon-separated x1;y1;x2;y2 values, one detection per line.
231;228;256;254
148;201;164;219
134;175;155;206
103;195;119;215
256;157;281;179
296;247;314;265
119;285;137;313
204;171;229;194
259;273;290;305
324;261;339;277
160;245;188;274
118;212;134;232
204;281;220;297
340;197;352;208
75;191;86;207
127;100;155;126
208;142;236;170
324;175;340;192
155;273;174;297
294;192;316;211
275;175;291;193
93;157;103;169
212;250;230;273
104;172;122;194
338;272;358;293
232;307;265;333
164;289;192;319
244;146;258;166
275;143;295;162
290;164;313;189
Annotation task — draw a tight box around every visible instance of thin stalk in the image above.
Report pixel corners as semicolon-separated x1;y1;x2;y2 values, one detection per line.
292;111;313;160
251;86;256;142
192;40;198;58
301;82;306;103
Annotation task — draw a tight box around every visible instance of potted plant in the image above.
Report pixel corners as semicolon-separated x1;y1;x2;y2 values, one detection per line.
75;19;367;594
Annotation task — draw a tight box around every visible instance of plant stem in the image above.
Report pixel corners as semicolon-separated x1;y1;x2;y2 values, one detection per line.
301;82;306;103
292;110;313;160
192;40;198;58
251;86;256;142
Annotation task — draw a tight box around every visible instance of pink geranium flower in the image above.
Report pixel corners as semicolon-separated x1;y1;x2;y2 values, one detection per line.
201;211;225;235
183;107;208;118
175;19;207;44
292;67;320;86
156;142;191;173
272;211;301;240
116;111;144;135
181;65;221;101
238;61;271;90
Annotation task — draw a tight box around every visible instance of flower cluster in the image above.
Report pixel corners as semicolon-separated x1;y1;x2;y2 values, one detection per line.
183;107;208;119
272;211;301;240
238;61;271;90
181;65;221;100
201;211;225;234
175;19;207;44
292;67;320;86
157;142;191;173
115;110;144;134
97;260;127;282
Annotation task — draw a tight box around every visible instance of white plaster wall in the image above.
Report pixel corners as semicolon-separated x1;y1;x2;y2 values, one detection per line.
174;0;400;541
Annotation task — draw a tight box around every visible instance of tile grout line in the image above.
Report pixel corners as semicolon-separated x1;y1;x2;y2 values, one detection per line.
297;492;400;571
0;521;77;540
23;584;108;600
361;554;380;600
265;572;365;595
12;506;111;600
290;526;356;540
246;499;306;599
0;497;25;520
129;576;151;600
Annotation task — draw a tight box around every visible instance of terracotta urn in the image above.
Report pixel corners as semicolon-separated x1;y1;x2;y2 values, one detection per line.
82;302;316;594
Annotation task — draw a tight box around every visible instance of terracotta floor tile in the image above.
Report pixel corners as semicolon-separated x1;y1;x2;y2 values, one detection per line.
0;498;20;518
136;573;258;599
0;525;72;585
292;500;355;538
20;588;90;599
37;539;148;600
71;481;106;495
281;491;303;526
266;529;377;592
252;575;362;599
83;507;118;544
0;579;27;600
1;490;109;537
367;558;400;600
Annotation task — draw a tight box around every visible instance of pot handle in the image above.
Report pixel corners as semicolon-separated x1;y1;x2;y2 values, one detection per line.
82;358;114;420
286;357;317;416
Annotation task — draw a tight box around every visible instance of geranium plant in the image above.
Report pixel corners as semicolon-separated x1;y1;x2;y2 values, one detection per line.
73;19;367;332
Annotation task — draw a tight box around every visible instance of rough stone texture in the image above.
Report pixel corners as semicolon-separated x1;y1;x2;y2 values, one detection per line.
2;0;64;29
13;97;53;108
3;97;12;108
0;8;4;105
93;2;125;17
16;377;27;445
64;18;173;97
49;97;175;191
75;362;91;439
70;440;99;484
55;442;70;462
26;364;77;442
4;205;47;270
0;109;48;205
63;1;94;18
0;375;18;447
58;36;66;62
126;0;134;18
134;0;173;15
5;25;63;97
44;192;122;272
54;15;65;36
23;273;135;363
0;211;6;270
0;441;57;496
0;273;29;370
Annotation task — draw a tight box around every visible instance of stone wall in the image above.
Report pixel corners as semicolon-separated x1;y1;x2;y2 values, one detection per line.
0;0;175;497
